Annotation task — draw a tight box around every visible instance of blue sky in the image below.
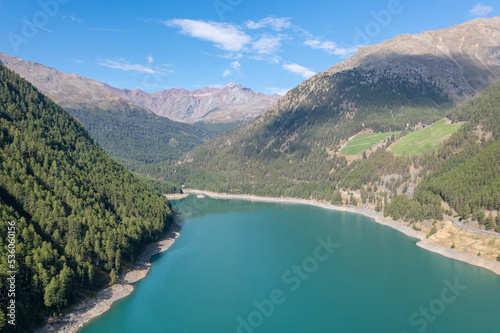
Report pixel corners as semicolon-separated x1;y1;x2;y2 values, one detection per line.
0;0;498;95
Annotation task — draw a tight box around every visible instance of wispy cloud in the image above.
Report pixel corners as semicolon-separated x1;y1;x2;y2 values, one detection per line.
63;15;84;24
223;61;242;77
283;63;316;79
244;17;292;31
248;54;281;64
166;19;251;52
99;59;156;73
162;16;356;81
469;3;493;17
72;59;84;64
304;38;358;57
221;53;244;60
98;58;172;74
252;33;284;55
14;17;53;33
264;87;290;96
146;55;154;64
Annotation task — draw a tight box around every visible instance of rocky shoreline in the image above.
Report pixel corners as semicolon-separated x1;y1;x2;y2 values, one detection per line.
35;223;181;333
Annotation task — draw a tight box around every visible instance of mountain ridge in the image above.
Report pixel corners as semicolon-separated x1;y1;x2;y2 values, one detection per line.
111;81;281;124
167;17;500;200
267;16;500;121
0;51;212;168
0;51;280;125
0;51;152;115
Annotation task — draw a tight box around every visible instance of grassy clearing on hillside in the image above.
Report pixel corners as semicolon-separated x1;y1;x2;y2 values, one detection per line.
341;131;401;155
389;119;463;156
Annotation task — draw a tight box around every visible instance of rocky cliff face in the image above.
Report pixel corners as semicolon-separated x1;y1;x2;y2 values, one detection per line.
112;82;281;123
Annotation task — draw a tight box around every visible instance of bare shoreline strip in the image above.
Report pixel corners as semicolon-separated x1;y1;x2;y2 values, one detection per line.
185;189;500;276
165;193;189;200
35;223;181;333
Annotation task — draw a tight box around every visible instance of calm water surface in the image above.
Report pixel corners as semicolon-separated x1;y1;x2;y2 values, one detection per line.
80;196;500;333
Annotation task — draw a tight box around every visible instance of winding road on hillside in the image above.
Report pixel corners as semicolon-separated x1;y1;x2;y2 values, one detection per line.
444;216;500;239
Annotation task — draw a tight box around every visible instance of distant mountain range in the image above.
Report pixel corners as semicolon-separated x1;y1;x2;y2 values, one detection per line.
110;82;281;124
0;51;279;170
0;52;279;125
0;51;211;168
0;52;273;171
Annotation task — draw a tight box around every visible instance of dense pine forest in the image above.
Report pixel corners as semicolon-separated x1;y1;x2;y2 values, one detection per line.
0;64;173;332
397;81;500;225
66;106;209;170
65;107;239;190
167;78;499;230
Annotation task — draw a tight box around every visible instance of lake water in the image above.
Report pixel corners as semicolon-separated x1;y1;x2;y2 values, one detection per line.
80;195;500;333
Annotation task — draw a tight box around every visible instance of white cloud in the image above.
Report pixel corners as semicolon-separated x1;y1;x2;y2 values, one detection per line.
63;15;84;24
231;61;241;71
221;53;244;60
146;55;154;64
304;39;358;57
248;54;281;64
72;59;84;64
252;34;283;55
264;87;290;96
164;16;355;78
166;19;251;52
223;61;242;77
282;63;316;79
469;3;493;17
98;58;167;74
245;17;292;31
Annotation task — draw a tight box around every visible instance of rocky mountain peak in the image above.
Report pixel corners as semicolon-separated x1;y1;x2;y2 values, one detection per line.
224;81;238;88
325;16;500;99
117;82;280;123
268;17;500;120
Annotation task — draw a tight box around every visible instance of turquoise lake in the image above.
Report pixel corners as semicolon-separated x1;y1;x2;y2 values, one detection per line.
80;195;500;332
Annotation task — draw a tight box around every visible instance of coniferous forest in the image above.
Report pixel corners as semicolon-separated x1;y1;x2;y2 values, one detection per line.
166;79;500;229
0;64;173;332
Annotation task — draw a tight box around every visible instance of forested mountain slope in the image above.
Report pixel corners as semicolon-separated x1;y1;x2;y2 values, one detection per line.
386;80;500;226
0;64;173;332
164;17;499;215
